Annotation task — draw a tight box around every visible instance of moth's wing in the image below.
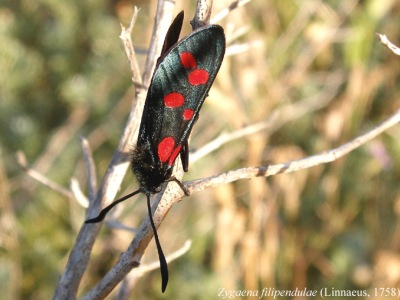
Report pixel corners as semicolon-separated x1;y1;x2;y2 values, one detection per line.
139;25;225;169
158;11;184;63
174;25;226;144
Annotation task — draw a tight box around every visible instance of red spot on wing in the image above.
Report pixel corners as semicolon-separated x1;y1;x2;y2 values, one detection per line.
164;92;185;107
180;52;197;69
158;137;175;163
188;69;209;85
168;145;182;166
163;52;207;124
183;109;194;120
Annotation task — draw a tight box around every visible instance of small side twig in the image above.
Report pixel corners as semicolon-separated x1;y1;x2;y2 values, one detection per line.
115;241;192;300
80;137;97;202
142;2;177;87
212;0;253;23
16;151;74;200
70;179;89;208
376;33;400;56
132;240;191;279
120;7;142;86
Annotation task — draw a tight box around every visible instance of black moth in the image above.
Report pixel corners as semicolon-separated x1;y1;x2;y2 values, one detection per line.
86;11;225;292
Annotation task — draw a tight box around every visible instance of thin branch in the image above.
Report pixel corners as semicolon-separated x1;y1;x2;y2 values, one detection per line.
104;219;138;233
142;1;177;87
16;151;74;200
137;240;192;274
186;109;400;193
114;241;192;300
212;0;253;23
376;33;400;56
80;137;97;202
33;107;89;174
190;112;278;163
70;179;89;208
16;142;91;208
120;7;142;86
191;0;213;29
225;39;263;56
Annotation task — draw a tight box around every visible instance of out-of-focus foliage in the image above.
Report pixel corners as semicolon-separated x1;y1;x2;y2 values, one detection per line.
2;0;400;299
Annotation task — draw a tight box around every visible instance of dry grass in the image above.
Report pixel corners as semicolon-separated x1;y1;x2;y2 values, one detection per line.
3;0;400;299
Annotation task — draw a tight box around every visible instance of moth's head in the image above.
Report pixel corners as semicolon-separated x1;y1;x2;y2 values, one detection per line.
137;164;173;194
131;145;173;194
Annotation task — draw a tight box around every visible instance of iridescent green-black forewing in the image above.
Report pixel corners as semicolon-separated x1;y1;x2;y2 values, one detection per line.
132;21;226;193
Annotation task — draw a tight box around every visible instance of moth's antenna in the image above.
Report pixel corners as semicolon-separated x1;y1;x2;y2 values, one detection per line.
85;190;141;223
146;193;169;292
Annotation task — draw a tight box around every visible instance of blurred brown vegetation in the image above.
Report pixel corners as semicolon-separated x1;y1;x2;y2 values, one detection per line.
2;0;400;299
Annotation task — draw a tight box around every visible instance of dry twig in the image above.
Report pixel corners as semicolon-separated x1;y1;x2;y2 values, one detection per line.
376;33;400;56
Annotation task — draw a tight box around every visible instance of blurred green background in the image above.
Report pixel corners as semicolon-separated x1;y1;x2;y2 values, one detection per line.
2;0;400;299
